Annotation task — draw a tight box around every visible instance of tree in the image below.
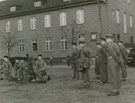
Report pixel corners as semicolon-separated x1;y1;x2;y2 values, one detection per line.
59;21;90;45
1;32;19;57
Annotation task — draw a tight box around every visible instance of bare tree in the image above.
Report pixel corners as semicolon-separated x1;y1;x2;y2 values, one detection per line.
1;32;19;57
59;21;90;45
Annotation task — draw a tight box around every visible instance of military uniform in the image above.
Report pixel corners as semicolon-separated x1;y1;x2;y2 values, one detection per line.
79;45;90;87
118;43;128;80
98;45;108;83
71;48;80;79
26;56;36;81
17;60;28;82
95;46;101;78
36;59;48;82
104;35;122;95
13;60;20;79
3;60;12;80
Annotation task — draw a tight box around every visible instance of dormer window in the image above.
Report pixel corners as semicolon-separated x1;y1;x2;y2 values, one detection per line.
63;0;71;2
63;0;69;2
10;6;16;12
34;1;41;7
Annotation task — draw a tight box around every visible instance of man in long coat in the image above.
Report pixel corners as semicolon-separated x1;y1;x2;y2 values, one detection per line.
78;40;91;88
105;34;123;96
98;40;108;84
95;43;101;79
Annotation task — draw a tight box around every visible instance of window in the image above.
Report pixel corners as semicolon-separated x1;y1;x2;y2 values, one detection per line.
45;37;52;51
7;43;12;53
19;40;24;52
30;17;36;30
117;34;121;41
34;1;41;7
130;36;134;44
18;19;23;31
130;15;133;28
61;37;68;50
60;12;67;26
76;10;84;24
44;15;51;28
10;6;16;12
116;9;120;24
63;0;69;1
32;40;37;52
6;21;11;32
123;12;127;34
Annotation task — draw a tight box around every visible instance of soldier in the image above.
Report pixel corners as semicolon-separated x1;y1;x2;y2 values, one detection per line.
95;42;101;79
97;41;108;84
49;55;53;66
36;54;49;83
13;58;20;80
17;59;28;82
71;42;80;79
78;40;91;88
2;56;12;80
26;54;36;81
104;34;123;96
118;40;128;81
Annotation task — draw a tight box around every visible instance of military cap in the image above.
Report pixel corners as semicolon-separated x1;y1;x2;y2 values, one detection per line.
101;37;106;41
105;34;113;38
96;42;101;45
3;56;8;58
38;54;43;57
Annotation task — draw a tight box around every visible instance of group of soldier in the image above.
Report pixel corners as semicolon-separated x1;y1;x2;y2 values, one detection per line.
71;34;128;96
0;34;128;96
0;54;50;83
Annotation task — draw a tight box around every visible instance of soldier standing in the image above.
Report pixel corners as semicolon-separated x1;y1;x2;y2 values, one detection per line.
26;54;36;81
97;41;108;84
36;54;49;83
118;40;128;81
95;43;101;79
105;34;123;96
78;40;91;88
71;42;80;79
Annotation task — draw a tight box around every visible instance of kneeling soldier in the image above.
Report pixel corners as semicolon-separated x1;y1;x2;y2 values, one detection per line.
3;56;12;80
36;54;49;83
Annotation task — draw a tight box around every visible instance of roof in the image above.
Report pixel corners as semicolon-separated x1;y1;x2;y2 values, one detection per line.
0;0;98;19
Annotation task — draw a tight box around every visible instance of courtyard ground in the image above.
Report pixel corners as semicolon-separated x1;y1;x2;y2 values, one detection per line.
0;66;135;103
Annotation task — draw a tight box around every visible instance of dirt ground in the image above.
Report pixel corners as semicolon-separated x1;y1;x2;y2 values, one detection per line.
0;66;135;103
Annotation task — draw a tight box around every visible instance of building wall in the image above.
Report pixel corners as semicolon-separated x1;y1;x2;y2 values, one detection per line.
0;4;101;58
0;0;135;59
107;0;135;44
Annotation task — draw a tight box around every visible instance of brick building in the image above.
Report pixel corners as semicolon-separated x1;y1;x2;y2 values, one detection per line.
0;0;135;58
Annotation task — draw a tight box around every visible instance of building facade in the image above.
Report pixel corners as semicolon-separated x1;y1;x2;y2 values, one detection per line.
0;0;135;58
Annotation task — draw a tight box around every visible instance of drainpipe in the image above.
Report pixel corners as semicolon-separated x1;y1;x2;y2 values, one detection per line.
97;0;102;38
